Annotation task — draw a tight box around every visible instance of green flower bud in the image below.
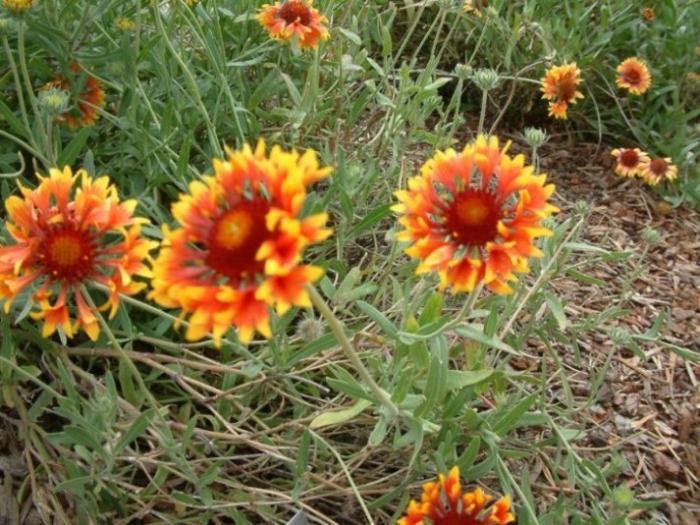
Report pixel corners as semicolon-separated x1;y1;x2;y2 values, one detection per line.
471;68;500;91
523;127;547;149
38;87;69;116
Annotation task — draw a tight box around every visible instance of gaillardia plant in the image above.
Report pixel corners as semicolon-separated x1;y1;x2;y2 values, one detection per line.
0;167;154;340
257;0;329;50
42;64;105;129
393;135;557;295
149;141;332;345
398;466;514;525
616;57;652;95
611;147;649;177
540;62;584;119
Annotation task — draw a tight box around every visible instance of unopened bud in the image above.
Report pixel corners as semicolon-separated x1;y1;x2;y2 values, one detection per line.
38;87;69;116
471;68;500;91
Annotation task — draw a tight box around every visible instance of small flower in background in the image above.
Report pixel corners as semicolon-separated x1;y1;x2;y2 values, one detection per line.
611;147;649;177
258;0;329;50
393;135;557;295
616;57;652;95
640;157;678;185
185;0;198;5
0;167;154;341
540;62;584;119
150;140;332;345
398;466;514;525
686;71;700;82
641;7;655;21
2;0;34;13
116;17;135;31
463;0;487;17
42;64;105;129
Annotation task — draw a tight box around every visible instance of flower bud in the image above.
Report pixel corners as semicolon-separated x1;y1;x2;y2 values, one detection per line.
523;127;547;149
38;87;69;116
471;68;500;91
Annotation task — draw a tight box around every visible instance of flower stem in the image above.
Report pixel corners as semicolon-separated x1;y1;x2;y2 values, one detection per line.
478;88;488;135
306;285;399;418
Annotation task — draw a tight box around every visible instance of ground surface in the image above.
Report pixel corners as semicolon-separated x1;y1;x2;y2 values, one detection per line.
539;140;699;524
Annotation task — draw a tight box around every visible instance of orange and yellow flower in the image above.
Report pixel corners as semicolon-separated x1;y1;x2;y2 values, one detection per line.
393;135;557;295
398;466;515;525
463;0;487;16
150;140;332;345
257;0;328;50
3;0;34;12
611;147;649;177
640;157;678;185
642;7;655;21
0;166;154;341
540;63;584;119
43;64;105;129
616;58;652;95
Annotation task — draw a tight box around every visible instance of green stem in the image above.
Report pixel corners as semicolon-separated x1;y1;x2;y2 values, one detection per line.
478;88;488;135
306;285;399;418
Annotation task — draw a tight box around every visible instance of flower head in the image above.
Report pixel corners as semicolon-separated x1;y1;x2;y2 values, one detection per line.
3;0;34;13
258;0;329;50
540;63;584;119
43;64;105;129
640;157;678;185
398;466;515;525
150;140;332;345
611;147;649;177
393;135;557;295
0;167;154;340
116;17;135;31
642;7;655;21
616;58;652;95
463;0;487;17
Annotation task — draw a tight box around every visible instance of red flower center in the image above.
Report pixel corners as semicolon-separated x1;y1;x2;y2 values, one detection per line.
444;189;503;247
556;73;578;102
649;158;668;176
622;67;642;85
206;199;272;285
42;226;96;281
619;149;639;167
278;1;312;25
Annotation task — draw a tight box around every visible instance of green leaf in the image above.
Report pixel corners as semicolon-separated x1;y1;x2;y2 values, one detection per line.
454;325;516;354
114;408;156;455
544;292;568;330
444;369;495;391
356;300;399;338
57;127;92;166
309;399;372;429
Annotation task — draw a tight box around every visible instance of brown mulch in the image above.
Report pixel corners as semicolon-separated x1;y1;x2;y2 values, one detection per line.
540;140;700;524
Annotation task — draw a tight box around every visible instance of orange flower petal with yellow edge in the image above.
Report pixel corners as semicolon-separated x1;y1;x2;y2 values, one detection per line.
257;0;329;50
0;166;153;340
398;466;515;525
149;140;331;345
394;134;556;295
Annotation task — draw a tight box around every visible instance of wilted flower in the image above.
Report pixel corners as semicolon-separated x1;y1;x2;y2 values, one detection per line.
641;7;655;21
398;466;514;525
540;63;584;119
393;135;557;295
150;140;332;344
